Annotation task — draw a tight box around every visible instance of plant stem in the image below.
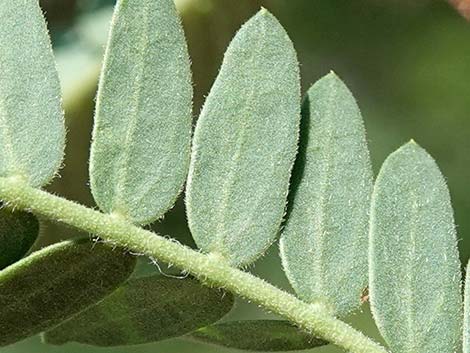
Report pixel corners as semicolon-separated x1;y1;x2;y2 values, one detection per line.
0;177;387;353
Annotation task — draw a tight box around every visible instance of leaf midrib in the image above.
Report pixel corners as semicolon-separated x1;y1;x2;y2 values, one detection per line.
308;78;337;304
211;20;268;258
112;4;151;217
404;189;418;352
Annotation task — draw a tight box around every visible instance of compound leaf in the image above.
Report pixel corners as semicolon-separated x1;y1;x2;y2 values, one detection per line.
190;320;327;351
369;141;462;353
90;0;192;224
0;208;39;270
43;276;234;346
0;0;65;187
186;9;300;267
279;73;373;317
0;238;136;346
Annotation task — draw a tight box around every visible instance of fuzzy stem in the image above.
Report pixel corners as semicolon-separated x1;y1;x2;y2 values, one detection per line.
0;177;387;353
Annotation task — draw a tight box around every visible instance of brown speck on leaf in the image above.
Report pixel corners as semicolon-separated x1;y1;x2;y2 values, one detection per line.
361;287;369;303
449;0;470;20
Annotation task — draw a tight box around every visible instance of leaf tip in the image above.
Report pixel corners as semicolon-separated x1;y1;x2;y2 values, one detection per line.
401;139;425;154
327;69;339;78
252;7;280;27
321;70;344;85
259;6;270;14
392;140;438;172
309;71;348;96
258;6;274;17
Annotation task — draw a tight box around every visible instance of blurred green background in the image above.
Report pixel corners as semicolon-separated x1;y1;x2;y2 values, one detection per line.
3;0;469;352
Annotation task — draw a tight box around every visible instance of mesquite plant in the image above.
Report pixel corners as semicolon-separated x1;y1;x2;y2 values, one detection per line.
0;0;468;352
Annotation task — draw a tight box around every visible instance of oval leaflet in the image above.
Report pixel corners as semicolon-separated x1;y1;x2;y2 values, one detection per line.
90;0;193;224
369;142;462;353
280;73;373;317
186;9;301;267
0;238;136;346
0;0;65;187
43;276;234;346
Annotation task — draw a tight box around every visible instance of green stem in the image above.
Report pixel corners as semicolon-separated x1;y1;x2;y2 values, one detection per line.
0;177;387;353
